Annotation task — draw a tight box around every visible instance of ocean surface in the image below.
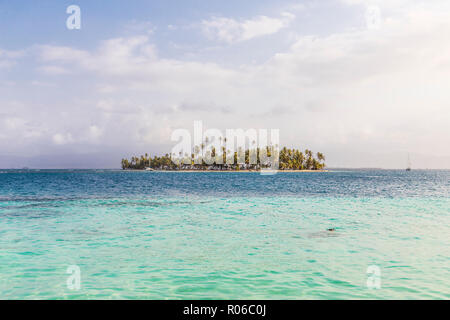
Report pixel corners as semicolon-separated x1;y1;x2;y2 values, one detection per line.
0;169;449;299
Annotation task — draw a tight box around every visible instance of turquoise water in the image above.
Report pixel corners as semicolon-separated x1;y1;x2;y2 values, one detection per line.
0;170;449;299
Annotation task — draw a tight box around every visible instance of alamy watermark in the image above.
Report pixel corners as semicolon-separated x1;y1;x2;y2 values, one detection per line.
365;5;382;30
171;121;280;174
366;265;381;289
66;265;81;290
66;5;81;30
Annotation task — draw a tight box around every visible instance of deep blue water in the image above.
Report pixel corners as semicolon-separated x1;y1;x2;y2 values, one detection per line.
1;169;449;199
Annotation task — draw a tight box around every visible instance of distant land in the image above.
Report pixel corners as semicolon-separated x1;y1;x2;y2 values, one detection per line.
121;146;326;171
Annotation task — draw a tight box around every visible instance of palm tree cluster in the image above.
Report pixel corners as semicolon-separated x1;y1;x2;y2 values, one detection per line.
121;153;171;170
279;148;325;170
121;146;325;170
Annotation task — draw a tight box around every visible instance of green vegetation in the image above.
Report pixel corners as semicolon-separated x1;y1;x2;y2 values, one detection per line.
121;147;325;171
279;148;325;170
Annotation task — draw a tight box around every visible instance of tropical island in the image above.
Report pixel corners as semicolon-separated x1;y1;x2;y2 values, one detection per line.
121;146;326;171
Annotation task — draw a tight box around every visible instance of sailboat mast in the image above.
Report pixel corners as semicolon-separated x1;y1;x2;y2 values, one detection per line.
406;153;411;171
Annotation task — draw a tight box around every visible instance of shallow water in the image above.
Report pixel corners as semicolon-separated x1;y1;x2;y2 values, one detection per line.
0;170;449;299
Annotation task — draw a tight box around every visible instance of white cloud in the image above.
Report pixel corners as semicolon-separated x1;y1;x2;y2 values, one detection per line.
0;48;24;69
40;45;89;62
37;65;70;75
31;80;56;87
3;116;26;130
88;125;103;141
202;12;295;44
52;133;74;145
2;1;450;168
124;20;155;35
0;49;25;59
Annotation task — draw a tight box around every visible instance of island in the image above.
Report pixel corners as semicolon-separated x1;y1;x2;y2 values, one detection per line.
121;146;326;171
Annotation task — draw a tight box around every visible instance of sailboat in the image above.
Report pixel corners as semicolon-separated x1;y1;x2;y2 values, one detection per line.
406;154;412;171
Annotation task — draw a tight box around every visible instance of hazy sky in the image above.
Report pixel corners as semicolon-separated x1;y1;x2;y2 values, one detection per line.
1;0;449;168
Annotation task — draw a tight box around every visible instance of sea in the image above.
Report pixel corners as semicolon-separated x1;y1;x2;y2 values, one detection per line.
0;169;448;299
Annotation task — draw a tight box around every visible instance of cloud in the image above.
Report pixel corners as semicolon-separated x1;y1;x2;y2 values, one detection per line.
37;65;70;75
0;48;25;69
124;20;155;35
88;125;103;141
39;45;89;62
0;114;45;143
52;133;74;145
2;1;450;168
31;80;56;87
202;12;295;44
178;101;231;114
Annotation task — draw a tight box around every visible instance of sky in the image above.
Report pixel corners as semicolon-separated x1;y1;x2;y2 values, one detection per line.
0;0;449;169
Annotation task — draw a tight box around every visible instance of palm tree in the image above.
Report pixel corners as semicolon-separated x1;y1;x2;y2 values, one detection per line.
121;147;325;171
